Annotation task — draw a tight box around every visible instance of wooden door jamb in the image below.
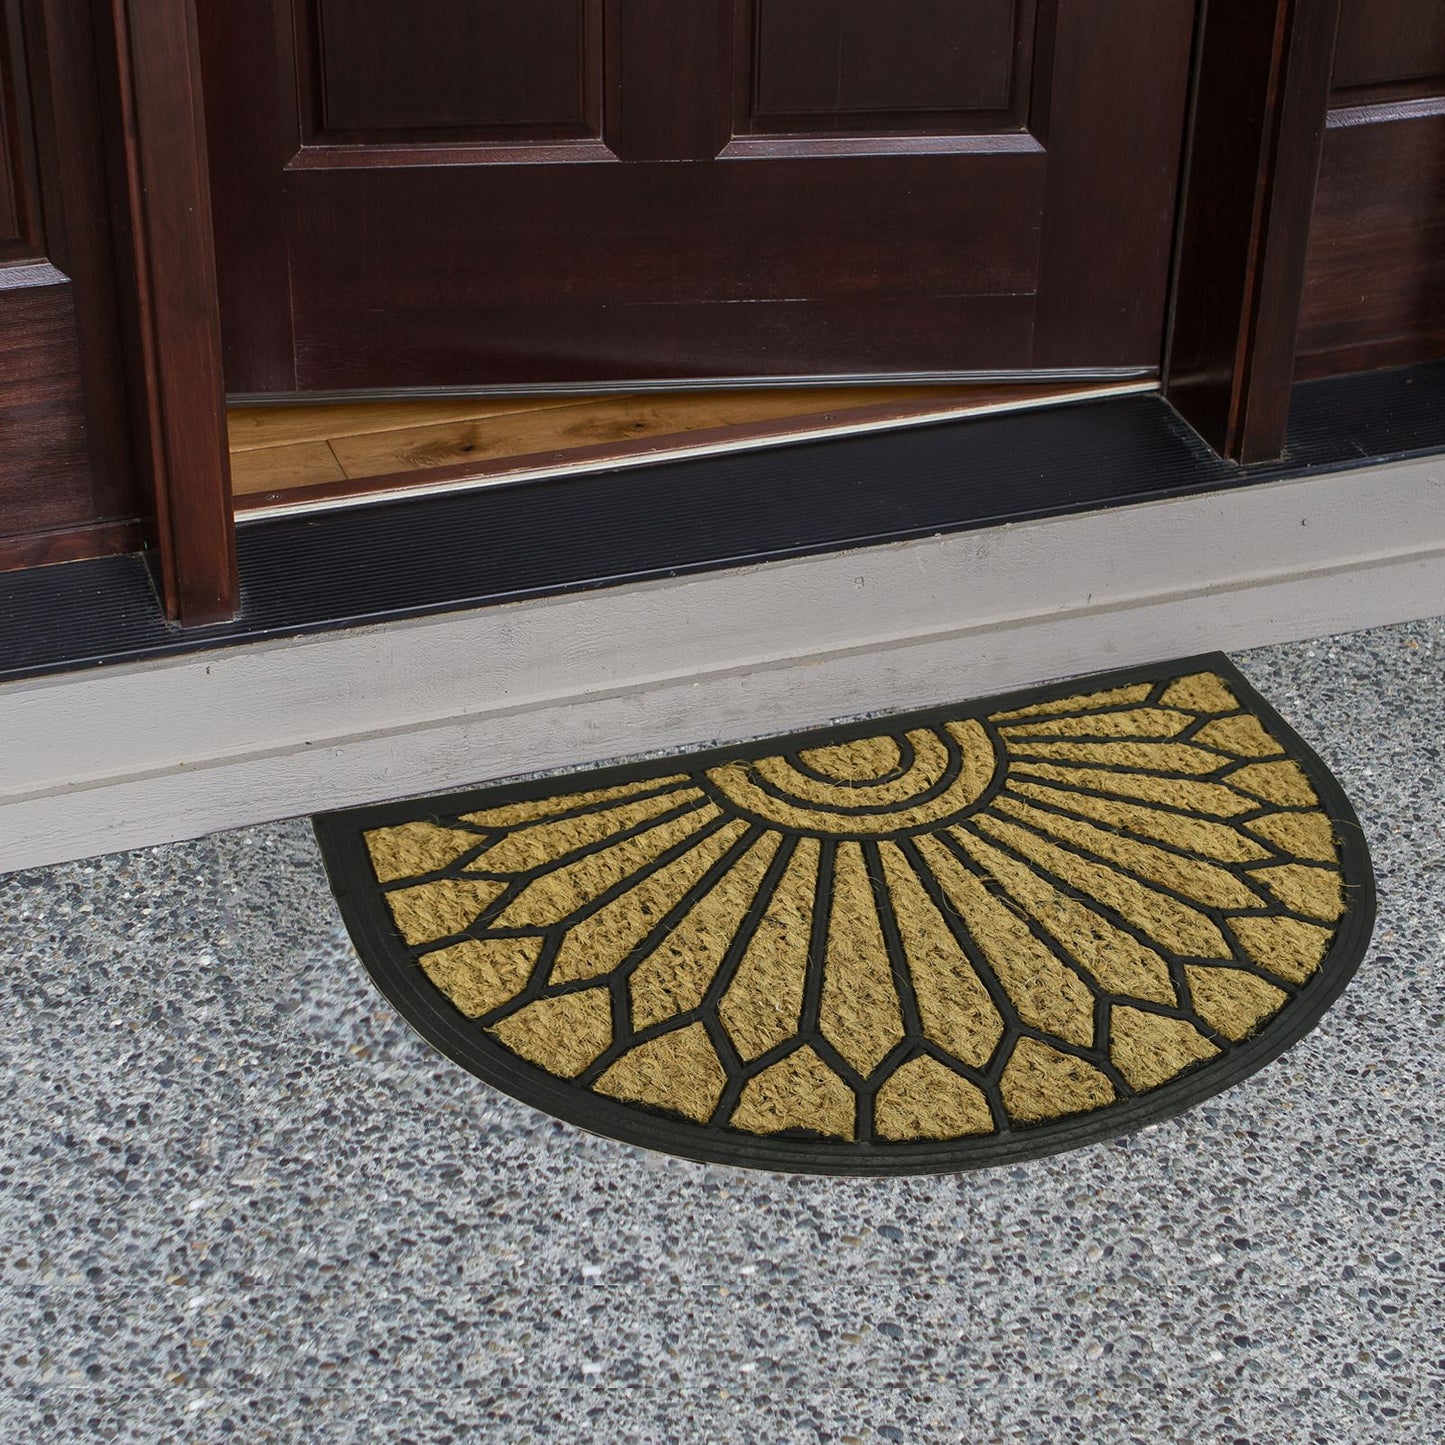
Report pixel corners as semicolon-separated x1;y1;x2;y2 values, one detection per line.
101;0;237;625
1163;0;1345;463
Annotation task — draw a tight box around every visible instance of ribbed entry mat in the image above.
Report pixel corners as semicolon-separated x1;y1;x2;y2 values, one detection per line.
314;655;1373;1175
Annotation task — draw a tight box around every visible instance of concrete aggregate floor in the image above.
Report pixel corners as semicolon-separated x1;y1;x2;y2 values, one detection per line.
0;617;1441;1443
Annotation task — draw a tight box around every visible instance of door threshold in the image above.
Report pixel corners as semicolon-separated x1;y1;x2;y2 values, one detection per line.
231;379;1157;522
5;360;1442;687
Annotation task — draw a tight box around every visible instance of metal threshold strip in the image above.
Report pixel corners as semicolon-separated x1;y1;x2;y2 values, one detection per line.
226;366;1157;406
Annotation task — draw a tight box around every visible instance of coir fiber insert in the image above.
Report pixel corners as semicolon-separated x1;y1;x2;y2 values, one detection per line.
314;655;1374;1175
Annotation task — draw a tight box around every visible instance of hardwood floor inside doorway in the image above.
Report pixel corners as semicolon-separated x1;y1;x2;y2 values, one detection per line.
229;380;1151;516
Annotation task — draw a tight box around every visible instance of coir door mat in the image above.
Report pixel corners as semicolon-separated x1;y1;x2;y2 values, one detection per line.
314;655;1374;1175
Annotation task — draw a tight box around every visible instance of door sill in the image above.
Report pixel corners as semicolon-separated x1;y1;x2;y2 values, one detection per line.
2;360;1442;685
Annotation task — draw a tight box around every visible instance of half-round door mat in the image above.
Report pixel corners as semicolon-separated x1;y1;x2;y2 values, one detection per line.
314;654;1374;1176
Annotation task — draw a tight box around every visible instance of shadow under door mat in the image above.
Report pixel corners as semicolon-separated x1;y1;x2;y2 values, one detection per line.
314;654;1374;1175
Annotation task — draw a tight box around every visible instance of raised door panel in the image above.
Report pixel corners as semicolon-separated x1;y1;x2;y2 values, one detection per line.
1331;0;1445;96
1295;0;1445;378
741;0;1028;132
312;0;602;139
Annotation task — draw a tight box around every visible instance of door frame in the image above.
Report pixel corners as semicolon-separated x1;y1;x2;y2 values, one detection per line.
111;0;1346;625
1162;0;1345;462
102;0;235;626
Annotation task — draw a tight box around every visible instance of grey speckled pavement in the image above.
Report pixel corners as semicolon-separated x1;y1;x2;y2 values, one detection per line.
1;617;1441;1445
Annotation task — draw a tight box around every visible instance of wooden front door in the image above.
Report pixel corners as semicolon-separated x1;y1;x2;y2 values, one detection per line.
199;1;1194;396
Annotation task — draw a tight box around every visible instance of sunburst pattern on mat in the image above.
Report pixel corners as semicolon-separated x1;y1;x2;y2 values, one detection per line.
353;669;1357;1148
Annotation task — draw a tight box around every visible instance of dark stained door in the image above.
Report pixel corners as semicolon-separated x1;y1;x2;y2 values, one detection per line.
198;1;1194;395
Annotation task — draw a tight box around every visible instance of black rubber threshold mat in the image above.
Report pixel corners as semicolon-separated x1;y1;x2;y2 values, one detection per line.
314;654;1374;1176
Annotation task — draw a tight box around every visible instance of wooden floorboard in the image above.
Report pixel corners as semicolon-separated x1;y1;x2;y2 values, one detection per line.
229;439;349;494
229;381;1150;510
226;393;601;453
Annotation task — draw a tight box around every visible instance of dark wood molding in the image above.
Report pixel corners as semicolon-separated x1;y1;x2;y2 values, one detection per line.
1164;0;1344;462
0;516;142;572
101;0;237;624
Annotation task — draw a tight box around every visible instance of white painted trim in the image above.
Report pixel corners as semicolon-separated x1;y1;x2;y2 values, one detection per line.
2;456;1442;871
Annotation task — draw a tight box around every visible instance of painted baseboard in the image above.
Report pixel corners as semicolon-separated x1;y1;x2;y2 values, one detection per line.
1;456;1441;872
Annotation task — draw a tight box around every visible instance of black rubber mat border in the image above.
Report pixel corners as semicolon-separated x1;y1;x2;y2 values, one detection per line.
314;653;1376;1176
